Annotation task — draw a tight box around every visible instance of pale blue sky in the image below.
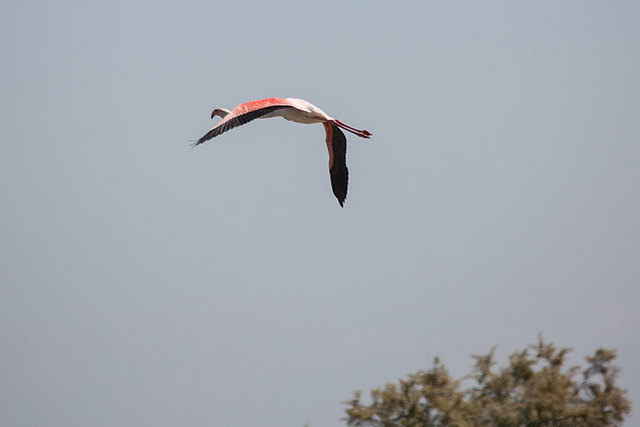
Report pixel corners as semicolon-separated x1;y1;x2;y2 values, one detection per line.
2;1;639;425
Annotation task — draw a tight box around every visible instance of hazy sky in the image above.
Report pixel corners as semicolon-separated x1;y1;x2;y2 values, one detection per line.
2;1;639;425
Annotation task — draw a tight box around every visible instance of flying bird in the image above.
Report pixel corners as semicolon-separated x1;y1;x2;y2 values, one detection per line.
192;97;372;207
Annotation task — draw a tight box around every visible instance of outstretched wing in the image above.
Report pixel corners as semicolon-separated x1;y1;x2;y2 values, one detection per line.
192;98;294;146
324;123;349;207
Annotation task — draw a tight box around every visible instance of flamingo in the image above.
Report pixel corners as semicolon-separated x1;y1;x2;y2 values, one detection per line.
192;97;372;207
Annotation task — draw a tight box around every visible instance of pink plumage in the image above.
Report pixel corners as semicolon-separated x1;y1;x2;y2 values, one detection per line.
193;98;371;207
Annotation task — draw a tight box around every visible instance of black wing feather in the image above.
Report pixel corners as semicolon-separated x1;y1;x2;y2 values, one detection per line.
193;105;288;146
329;126;349;207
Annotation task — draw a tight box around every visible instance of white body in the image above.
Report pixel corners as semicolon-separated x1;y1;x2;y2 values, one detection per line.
261;98;334;124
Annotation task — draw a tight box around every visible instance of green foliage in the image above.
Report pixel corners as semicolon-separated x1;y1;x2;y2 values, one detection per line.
343;336;630;427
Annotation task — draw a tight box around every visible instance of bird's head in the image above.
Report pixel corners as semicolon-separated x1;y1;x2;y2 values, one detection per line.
211;108;231;119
